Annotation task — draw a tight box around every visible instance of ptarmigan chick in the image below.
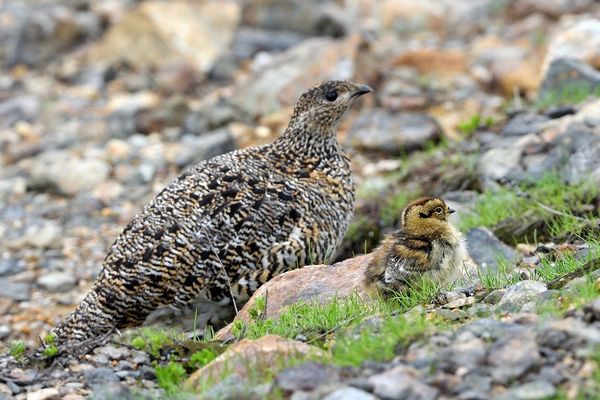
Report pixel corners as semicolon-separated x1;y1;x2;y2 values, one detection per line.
365;197;466;293
52;80;372;344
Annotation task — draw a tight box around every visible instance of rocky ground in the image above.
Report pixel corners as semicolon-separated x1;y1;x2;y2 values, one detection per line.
1;0;600;399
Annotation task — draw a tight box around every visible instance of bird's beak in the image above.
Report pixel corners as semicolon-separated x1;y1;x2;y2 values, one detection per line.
350;84;373;98
448;208;456;214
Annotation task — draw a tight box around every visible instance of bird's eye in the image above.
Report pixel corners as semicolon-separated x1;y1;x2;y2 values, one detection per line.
434;207;443;214
325;90;338;102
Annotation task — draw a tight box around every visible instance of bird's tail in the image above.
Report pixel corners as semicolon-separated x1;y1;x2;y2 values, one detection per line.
51;284;119;345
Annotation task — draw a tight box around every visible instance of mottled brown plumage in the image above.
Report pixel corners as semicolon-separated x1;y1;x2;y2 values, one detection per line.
365;197;465;293
53;81;372;343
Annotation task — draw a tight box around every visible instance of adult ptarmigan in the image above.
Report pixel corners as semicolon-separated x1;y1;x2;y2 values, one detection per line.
51;80;372;344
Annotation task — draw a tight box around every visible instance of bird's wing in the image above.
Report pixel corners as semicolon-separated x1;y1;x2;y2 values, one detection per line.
95;148;302;323
382;234;433;285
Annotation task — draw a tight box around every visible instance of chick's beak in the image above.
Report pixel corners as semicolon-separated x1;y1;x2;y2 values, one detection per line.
448;208;456;214
350;84;373;98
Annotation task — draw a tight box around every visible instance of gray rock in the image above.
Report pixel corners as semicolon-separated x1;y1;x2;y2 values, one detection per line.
203;373;271;400
435;308;467;321
564;138;600;186
138;367;156;381
241;0;346;36
562;276;587;293
20;220;63;249
275;362;339;392
37;272;76;292
232;37;355;116
117;360;133;371
436;290;466;306
132;351;150;365
0;325;11;340
174;130;237;168
575;99;600;127
0;279;31;301
20;388;59;400
465;228;518;273
0;2;102;67
114;370;132;380
346;109;442;154
497;280;547;312
0;257;23;276
455;374;492;400
0;177;27;199
136;163;156;184
584;298;600;321
87;0;240;74
477;147;522;180
538;58;600;103
94;346;130;361
86;383;133;400
483;289;506;304
438;337;487;373
547;318;600;344
82;367;120;385
511;0;596;18
467;303;492;318
536;328;568;349
488;332;541;384
0;95;40;128
91;354;110;366
500;113;549;136
28;152;110;196
183;100;246;134
322;387;377;400
369;366;439;400
524;122;597;180
232;28;306;60
378;70;428;111
498;380;557;400
459;319;526;342
537;365;566;385
542;18;600;75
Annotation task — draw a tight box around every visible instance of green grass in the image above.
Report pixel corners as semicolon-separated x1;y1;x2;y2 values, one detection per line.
476;258;521;290
458;115;496;136
237;277;450;354
41;333;58;358
237;287;444;346
195;289;452;395
333;314;430;367
536;82;600;109
42;345;58;358
590;346;600;397
241;294;379;342
248;295;267;322
389;276;446;310
537;273;600;316
44;333;56;345
534;240;600;282
131;336;146;351
155;361;187;395
472;237;600;292
9;341;25;360
459;173;598;241
129;328;180;358
188;348;218;369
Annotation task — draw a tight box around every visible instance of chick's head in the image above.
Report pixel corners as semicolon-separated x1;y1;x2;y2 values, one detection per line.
401;197;456;238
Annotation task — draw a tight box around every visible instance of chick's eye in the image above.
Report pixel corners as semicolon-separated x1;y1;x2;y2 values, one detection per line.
325;90;338;102
434;207;443;214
